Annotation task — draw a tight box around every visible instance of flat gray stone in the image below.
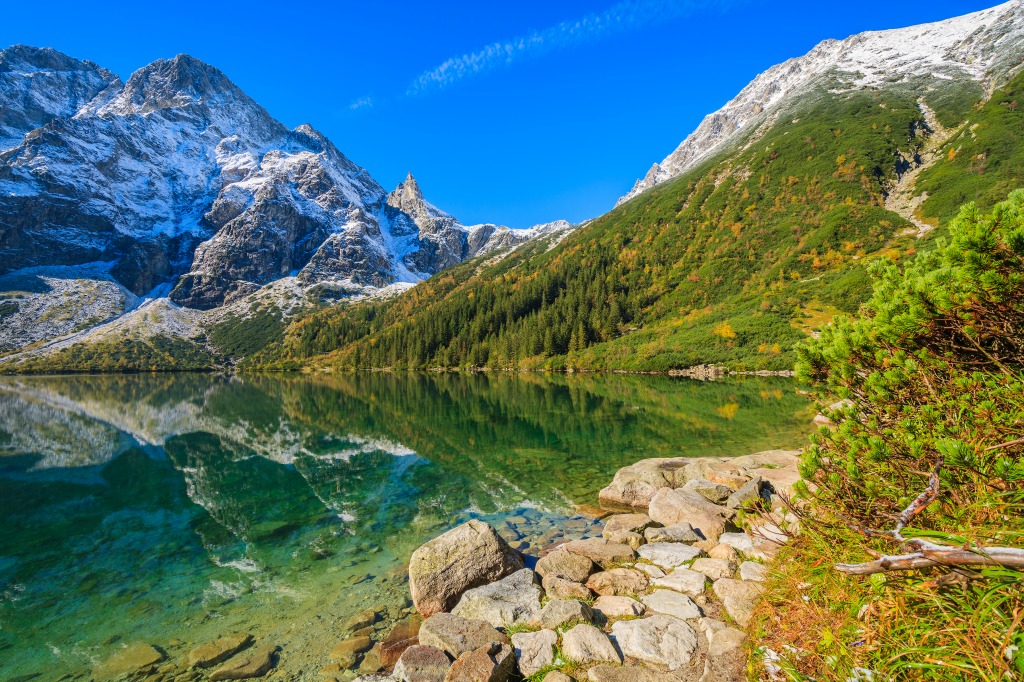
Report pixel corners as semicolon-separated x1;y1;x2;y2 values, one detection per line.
561;624;622;665
641;590;702;620
712;578;764;627
633;563;666;579
417;613;509;659
610;614;699;670
648;488;734;542
588;664;681;681
644;523;701;544
739;561;768;582
529;599;593;630
699;627;747;682
691;558;736;580
652;568;706;596
637;542;702;569
452;568;542;627
511;629;557;677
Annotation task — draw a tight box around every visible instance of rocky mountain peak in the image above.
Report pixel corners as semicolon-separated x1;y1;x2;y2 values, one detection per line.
387;172;455;235
0;44;107;76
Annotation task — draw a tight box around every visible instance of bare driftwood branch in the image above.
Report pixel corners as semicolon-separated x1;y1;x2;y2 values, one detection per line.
836;456;1024;576
836;544;1024;575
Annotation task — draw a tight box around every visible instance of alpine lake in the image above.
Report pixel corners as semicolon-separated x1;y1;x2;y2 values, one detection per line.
0;372;814;680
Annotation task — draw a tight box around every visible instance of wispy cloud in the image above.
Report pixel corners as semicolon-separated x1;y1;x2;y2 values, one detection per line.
407;0;736;96
349;96;374;111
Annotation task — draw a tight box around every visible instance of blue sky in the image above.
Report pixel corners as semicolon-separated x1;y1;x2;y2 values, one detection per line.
0;0;999;227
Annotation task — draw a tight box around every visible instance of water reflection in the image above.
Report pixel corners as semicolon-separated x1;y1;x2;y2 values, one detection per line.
0;372;811;678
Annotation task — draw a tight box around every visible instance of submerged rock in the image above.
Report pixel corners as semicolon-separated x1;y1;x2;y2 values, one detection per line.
209;645;276;681
409;520;524;618
452;569;542;627
188;633;254;669
92;642;165;679
380;615;423;668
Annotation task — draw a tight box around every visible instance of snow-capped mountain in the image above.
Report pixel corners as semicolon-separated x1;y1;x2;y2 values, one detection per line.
619;0;1024;204
0;48;567;311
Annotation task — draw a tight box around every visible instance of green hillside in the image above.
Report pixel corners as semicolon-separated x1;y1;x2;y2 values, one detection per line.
247;71;1024;373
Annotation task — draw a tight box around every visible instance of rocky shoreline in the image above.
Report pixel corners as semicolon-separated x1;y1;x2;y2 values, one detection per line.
335;449;804;682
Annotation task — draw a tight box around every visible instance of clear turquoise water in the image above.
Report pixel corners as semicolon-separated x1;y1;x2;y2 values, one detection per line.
0;372;812;679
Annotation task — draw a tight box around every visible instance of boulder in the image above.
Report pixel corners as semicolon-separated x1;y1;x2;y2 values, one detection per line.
682;478;733;504
542;575;594;600
529;599;593;630
682;460;751;490
712;579;765;627
729;450;801;497
347;608;381;631
648;488;734;542
652;568;707;596
597;458;691;509
452;569;542;627
691;558;736;580
380;615;423;668
563;538;635;568
593;595;646;619
641;590;702;620
588;664;680;681
535;550;595;583
410;520;524;617
418;613;509;659
394;645;452;682
610;614;698;670
560;624;621;665
360;644;384;674
93;642;165;679
644;523;701;544
716;532;758;556
602;513;654;536
708;544;740;563
209;645;276;681
698;627;747;682
604;530;645;550
445;642;516;682
187;634;253;669
739;561;768;582
511;629;557;677
725;476;763;510
637;542;702;569
585;568;649;597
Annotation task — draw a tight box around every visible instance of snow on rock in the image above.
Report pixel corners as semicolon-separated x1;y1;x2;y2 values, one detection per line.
618;0;1024;204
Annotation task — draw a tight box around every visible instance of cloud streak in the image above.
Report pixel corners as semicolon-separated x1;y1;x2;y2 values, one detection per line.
407;0;736;96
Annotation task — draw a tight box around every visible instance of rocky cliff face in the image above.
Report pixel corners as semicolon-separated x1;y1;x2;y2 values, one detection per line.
618;0;1024;204
0;48;568;312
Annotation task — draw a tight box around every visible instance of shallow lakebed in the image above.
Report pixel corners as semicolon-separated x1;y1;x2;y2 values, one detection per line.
0;372;812;679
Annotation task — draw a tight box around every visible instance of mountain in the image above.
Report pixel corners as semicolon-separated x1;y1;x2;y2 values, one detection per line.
229;1;1024;374
0;47;571;361
619;0;1024;204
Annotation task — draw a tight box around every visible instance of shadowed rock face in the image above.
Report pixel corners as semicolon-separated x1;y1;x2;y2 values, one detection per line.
0;47;561;307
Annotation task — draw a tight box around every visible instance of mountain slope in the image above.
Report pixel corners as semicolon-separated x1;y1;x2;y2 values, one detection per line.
619;0;1024;204
245;2;1024;373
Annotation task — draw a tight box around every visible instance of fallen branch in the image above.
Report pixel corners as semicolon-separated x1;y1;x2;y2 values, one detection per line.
836;545;1024;575
836;456;1024;575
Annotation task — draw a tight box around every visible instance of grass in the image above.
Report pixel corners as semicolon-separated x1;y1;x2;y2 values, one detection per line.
750;507;1024;680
